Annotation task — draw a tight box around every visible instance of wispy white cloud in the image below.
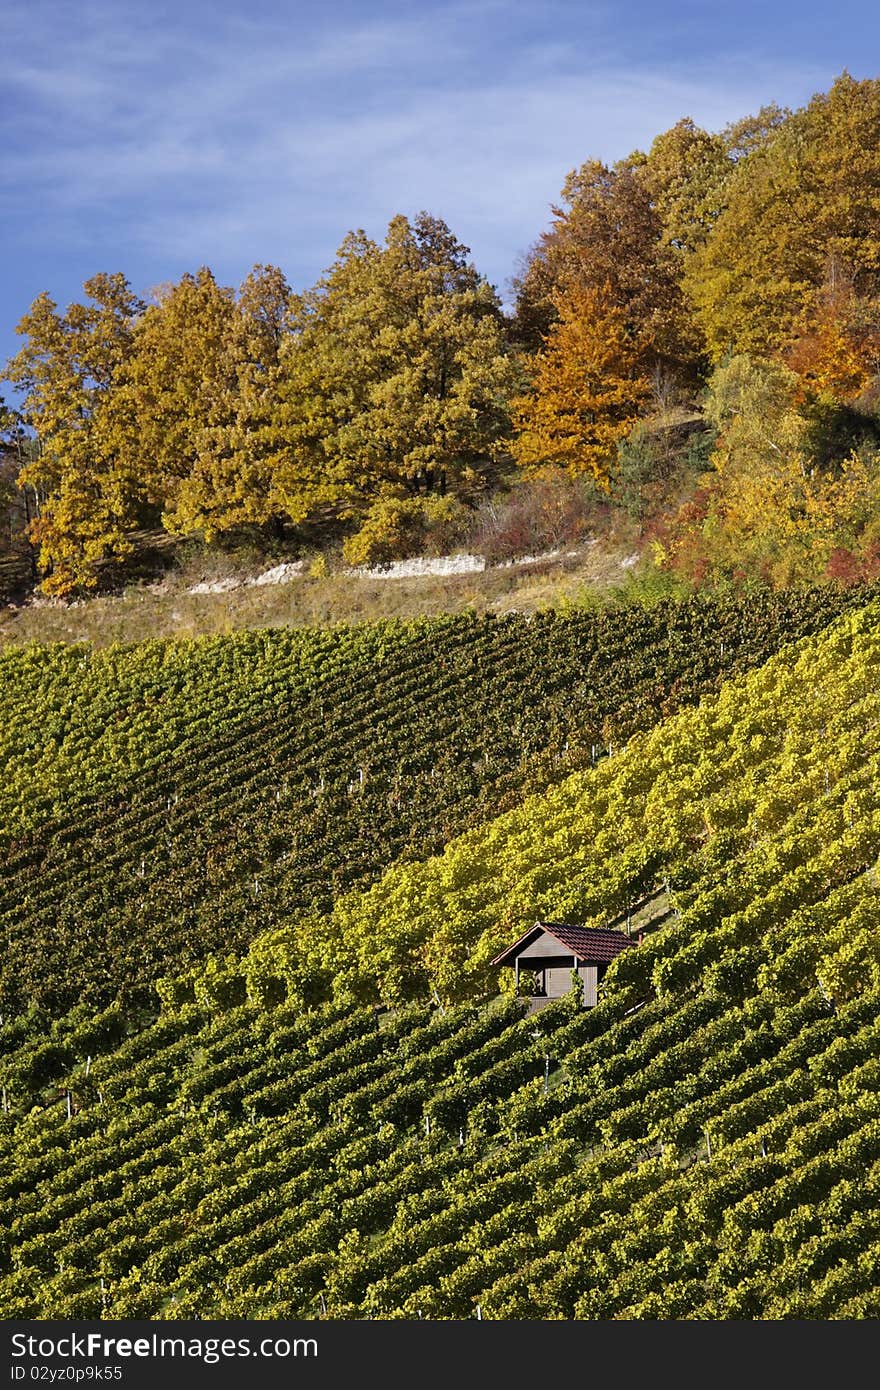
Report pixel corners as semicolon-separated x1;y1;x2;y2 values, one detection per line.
0;0;840;329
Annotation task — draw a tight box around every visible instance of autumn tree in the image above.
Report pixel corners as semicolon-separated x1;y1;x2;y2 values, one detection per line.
652;353;806;583
511;285;650;486
5;274;144;592
702;354;805;469
659;440;880;588
237;263;291;364
512;101;809;401
686;74;880;361
0;402;42;588
175;264;293;539
513;156;703;384
92;267;251;541
268;213;518;542
641;118;730;258
785;267;880;405
0;401;22;567
654;353;880;586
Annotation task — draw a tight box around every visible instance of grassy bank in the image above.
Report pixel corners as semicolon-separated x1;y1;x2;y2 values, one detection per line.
0;540;668;648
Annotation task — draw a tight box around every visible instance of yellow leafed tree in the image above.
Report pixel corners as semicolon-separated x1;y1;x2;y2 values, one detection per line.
5;274;145;594
655;354;880;586
685;74;880;362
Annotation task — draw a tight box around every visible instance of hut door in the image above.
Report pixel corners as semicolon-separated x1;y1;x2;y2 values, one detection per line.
580;965;598;1008
544;965;574;997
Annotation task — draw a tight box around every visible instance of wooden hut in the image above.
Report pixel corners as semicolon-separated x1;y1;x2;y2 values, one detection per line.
491;922;634;1009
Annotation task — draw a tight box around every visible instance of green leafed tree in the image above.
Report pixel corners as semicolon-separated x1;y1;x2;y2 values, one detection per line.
641;118;731;258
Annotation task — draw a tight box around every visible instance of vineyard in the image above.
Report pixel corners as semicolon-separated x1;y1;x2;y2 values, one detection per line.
0;586;864;1015
2;592;880;1317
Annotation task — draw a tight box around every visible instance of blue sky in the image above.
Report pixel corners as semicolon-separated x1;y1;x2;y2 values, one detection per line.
3;0;879;376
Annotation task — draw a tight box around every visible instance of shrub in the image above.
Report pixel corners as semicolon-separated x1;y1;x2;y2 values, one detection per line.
342;496;471;568
469;474;606;564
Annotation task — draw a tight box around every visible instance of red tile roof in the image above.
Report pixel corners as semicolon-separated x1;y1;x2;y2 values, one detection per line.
491;922;635;967
542;923;635;961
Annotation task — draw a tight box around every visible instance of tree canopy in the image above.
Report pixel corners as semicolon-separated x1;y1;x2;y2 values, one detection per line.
511;285;649;486
272;213;518;530
513;156;699;379
686;75;880;362
5;274;145;592
4;75;880;594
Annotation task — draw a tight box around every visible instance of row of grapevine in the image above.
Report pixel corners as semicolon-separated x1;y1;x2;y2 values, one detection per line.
2;591;880;1316
242;593;880;1005
2;586;866;1014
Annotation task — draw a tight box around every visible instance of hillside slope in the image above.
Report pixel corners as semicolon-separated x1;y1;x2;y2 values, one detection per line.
2;594;880;1319
246;590;880;1006
1;587;862;1015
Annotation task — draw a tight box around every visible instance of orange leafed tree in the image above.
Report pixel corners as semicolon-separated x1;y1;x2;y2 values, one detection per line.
786;273;880;403
511;285;650;487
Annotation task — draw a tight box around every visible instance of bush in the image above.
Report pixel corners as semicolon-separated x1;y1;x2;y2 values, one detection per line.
469;474;606;564
612;419;716;522
342;496;471;568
